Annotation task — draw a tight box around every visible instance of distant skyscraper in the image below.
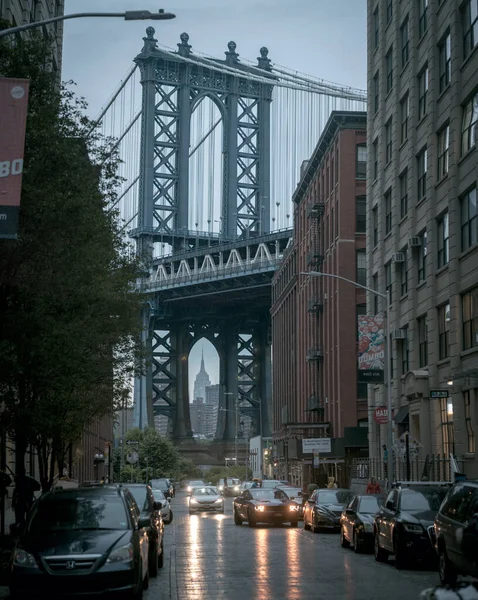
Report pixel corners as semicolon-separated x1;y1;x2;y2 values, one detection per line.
193;348;211;402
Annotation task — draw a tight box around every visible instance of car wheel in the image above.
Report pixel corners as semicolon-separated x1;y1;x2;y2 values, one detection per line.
234;508;243;526
353;529;362;553
149;541;158;577
158;542;164;569
312;515;320;534
290;521;298;527
394;534;408;570
248;510;257;527
340;526;350;548
374;530;388;562
303;514;311;531
166;510;173;524
439;547;457;586
142;566;149;590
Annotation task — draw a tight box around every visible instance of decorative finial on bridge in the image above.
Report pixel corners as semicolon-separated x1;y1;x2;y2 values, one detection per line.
178;32;192;56
225;41;239;64
257;47;272;71
142;27;158;53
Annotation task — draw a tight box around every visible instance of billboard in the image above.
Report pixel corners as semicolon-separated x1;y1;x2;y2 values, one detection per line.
0;78;30;239
357;315;385;383
302;438;332;454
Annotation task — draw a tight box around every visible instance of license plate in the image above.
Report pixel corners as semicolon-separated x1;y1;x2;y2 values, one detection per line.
275;513;283;517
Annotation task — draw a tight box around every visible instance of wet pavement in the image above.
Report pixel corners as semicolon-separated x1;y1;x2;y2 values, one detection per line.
149;491;439;600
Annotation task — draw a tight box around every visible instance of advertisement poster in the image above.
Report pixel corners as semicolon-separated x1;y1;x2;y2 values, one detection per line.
357;315;385;383
0;77;30;239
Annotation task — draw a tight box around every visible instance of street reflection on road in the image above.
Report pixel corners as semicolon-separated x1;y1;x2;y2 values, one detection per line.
254;527;272;599
285;528;301;600
187;514;201;582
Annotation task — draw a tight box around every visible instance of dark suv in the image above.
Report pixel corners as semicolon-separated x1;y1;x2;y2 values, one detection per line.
126;484;165;577
435;480;478;585
150;478;174;499
10;485;150;599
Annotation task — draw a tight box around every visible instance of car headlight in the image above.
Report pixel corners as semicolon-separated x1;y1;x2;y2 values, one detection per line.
363;522;373;532
255;505;265;512
215;498;223;504
190;498;198;504
13;549;38;568
187;487;192;492
403;523;423;533
234;486;239;491
218;485;224;491
289;504;299;511
107;543;134;564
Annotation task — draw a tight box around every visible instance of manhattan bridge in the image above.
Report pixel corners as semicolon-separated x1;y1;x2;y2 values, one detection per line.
91;27;366;462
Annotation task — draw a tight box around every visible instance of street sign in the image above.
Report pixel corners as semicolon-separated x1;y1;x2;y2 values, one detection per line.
126;440;139;445
302;438;331;454
127;452;139;464
430;389;449;399
313;449;319;468
374;407;389;424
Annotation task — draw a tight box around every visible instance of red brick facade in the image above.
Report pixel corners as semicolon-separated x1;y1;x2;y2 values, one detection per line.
271;112;368;483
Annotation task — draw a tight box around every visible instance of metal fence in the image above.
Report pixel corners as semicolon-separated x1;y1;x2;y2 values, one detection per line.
352;455;463;483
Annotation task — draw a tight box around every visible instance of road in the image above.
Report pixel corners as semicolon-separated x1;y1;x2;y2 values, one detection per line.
148;492;439;600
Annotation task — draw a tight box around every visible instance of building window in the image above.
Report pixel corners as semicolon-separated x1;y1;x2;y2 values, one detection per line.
400;169;408;218
400;94;409;144
356;144;367;179
372;274;379;314
400;17;409;68
438;125;450;179
462;286;478;350
373;6;379;50
386;0;393;23
385;262;392;302
461;93;478;156
438;33;451;93
356;196;366;233
385;189;392;234
438;302;451;360
373;139;378;180
418;229;427;283
356;250;366;286
463;0;478;59
385;119;392;164
400;248;408;296
464;391;476;454
418;66;429;120
461;187;477;252
419;0;428;38
373;207;378;246
373;71;380;114
386;47;393;93
417;147;428;201
401;329;409;374
437;212;450;268
418;315;428;367
440;396;455;456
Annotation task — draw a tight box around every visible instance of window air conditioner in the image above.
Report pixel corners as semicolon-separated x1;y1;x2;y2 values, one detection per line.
391;329;407;340
408;236;422;248
391;252;405;264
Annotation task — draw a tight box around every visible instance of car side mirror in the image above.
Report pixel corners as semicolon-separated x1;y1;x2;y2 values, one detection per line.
386;500;396;511
138;516;152;529
153;501;162;510
345;508;354;515
307;499;314;504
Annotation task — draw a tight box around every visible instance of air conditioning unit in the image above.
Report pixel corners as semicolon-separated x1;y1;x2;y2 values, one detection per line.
391;329;407;340
391;252;405;264
408;236;422;248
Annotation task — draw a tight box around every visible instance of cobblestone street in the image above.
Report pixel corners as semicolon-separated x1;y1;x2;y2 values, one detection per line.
148;492;440;600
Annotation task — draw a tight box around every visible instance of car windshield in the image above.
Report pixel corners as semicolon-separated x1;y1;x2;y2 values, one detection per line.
261;480;282;488
226;478;240;485
128;486;149;511
190;481;205;486
250;490;276;500
151;479;169;488
400;488;448;512
193;487;217;496
28;496;129;532
358;496;381;513
317;490;354;505
152;489;166;501
282;488;301;497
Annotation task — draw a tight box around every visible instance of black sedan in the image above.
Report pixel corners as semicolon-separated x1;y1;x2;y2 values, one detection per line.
340;494;383;553
303;489;355;532
374;483;449;569
233;488;301;527
10;486;150;599
150;478;174;499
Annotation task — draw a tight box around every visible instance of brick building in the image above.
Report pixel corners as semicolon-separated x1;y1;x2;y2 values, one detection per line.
271;111;368;486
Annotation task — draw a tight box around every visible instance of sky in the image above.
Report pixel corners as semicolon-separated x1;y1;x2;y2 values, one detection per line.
61;0;367;391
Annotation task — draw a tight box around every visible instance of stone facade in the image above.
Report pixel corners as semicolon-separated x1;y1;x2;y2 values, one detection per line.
367;0;478;476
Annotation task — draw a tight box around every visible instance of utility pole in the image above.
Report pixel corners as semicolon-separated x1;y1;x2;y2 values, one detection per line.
235;396;238;467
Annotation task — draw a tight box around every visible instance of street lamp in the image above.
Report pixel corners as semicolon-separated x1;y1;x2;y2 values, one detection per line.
0;9;176;38
301;270;394;484
221;396;239;465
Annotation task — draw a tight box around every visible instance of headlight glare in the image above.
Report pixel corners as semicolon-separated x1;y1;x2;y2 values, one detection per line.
289;504;299;511
215;498;223;504
13;549;38;568
107;543;134;563
190;498;198;504
255;505;265;512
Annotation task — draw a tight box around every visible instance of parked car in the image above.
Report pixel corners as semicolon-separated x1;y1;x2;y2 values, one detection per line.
303;489;355;532
151;488;173;524
233;488;300;527
150;478;174;499
126;484;165;577
373;482;449;569
10;485;150;599
189;486;224;514
279;487;304;519
340;494;383;553
260;480;284;489
186;480;206;495
434;480;478;585
218;478;241;496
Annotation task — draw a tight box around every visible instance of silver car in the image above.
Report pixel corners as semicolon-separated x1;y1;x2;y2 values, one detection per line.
152;488;173;524
189;486;224;514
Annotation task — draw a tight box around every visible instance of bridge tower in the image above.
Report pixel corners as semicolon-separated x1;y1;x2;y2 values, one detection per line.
132;28;275;447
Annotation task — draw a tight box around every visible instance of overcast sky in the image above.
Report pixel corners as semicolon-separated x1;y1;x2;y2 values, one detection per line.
61;0;367;392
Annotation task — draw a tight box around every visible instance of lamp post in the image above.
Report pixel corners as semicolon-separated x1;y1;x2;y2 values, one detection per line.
0;9;176;38
300;270;394;484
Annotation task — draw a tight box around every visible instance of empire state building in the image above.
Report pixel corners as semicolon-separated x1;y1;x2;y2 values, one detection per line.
193;348;211;401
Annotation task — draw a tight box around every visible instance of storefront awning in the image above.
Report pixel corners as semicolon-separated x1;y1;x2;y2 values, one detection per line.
394;406;409;424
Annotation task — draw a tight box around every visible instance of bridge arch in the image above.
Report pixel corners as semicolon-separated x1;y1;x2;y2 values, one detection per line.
188;337;220;439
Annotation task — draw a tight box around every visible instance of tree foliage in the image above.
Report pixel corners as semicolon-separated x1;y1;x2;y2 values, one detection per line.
0;31;142;489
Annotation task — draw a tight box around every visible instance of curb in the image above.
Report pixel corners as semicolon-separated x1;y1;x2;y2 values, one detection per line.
169;526;177;600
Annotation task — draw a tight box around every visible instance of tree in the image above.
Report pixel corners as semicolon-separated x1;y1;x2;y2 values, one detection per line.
0;31;143;490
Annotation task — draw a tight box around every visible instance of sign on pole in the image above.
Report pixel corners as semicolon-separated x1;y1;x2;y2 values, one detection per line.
127;451;139;465
357;315;385;383
0;78;30;239
313;449;319;468
302;438;331;454
430;389;449;399
373;407;389;424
